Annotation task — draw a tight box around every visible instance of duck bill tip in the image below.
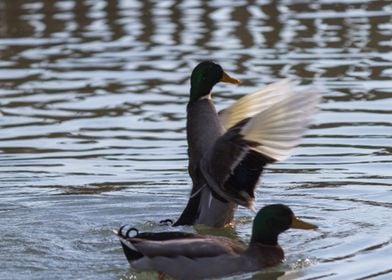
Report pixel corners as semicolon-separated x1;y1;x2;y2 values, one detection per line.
291;216;318;230
220;71;240;84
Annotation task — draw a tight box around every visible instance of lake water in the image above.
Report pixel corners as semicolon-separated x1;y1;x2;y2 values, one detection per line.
0;0;391;279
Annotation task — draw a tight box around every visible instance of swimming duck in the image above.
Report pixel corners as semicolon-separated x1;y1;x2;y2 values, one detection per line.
115;204;317;279
173;61;320;227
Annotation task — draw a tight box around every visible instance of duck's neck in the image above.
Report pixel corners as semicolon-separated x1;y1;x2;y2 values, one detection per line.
251;222;280;246
189;84;213;104
251;232;278;246
188;94;211;107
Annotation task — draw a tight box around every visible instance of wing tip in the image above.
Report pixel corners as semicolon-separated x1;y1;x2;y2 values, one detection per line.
240;81;321;162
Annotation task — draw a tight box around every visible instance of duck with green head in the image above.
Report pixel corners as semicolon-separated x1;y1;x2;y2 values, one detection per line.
173;61;320;227
116;204;317;279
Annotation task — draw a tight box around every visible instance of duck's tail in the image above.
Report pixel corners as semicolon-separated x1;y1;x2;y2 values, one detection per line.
114;226;143;262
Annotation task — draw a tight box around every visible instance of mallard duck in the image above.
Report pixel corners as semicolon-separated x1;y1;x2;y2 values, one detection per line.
173;61;320;227
115;204;317;279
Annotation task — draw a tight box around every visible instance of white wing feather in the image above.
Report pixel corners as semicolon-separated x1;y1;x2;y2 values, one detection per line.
219;79;320;162
240;83;320;161
219;79;295;130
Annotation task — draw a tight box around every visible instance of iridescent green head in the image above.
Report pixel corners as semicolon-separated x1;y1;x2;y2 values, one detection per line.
251;204;317;245
189;61;240;103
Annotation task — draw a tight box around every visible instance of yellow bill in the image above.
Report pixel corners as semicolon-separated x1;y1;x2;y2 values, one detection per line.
220;71;240;84
291;216;318;230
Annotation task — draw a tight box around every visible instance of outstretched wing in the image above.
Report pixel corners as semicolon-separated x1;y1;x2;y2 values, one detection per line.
202;80;320;208
241;83;320;161
219;79;295;130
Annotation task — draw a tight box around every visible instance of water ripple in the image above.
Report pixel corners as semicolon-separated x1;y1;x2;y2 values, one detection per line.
0;0;391;279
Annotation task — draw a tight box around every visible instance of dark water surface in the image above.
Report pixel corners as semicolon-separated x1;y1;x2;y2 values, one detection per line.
0;0;391;279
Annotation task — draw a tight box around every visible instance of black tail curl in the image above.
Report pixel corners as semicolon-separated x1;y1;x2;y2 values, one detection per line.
116;226;144;262
118;225;139;238
159;219;174;226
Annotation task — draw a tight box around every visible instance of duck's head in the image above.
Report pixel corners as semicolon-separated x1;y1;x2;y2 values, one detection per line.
189;61;240;103
251;204;317;246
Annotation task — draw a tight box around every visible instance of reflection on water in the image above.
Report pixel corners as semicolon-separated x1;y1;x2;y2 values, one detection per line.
0;0;391;279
